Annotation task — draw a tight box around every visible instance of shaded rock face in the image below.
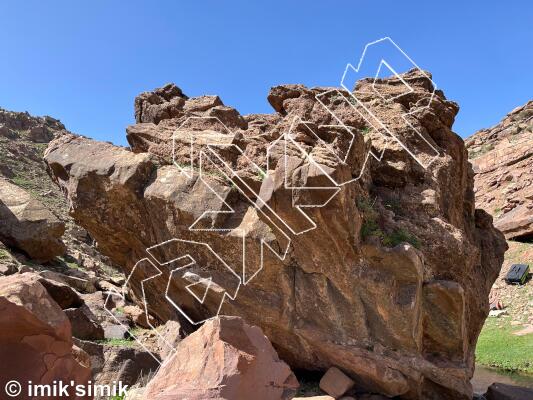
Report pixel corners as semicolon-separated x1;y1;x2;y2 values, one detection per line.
0;273;91;400
466;101;533;241
45;73;506;399
74;339;160;388
484;382;533;400
0;177;65;261
144;316;299;400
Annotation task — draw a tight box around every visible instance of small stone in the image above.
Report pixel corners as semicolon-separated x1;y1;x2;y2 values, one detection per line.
484;382;533;400
123;305;157;329
65;305;104;340
0;263;18;276
319;367;355;398
104;324;128;339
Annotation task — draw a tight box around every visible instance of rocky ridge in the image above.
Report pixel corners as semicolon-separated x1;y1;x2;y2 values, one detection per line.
466;101;533;241
0;107;116;273
44;71;507;399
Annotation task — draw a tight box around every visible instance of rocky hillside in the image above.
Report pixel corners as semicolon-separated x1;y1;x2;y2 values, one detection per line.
466;101;533;241
0;107;115;270
44;71;507;399
0;108;165;398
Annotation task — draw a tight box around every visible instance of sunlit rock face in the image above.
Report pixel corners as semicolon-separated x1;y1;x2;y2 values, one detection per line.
466;100;533;242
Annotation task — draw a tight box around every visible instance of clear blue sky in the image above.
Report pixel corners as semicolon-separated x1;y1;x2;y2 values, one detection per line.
0;1;531;146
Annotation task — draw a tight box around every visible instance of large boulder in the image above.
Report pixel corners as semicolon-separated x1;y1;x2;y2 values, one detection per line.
65;305;105;340
45;70;507;399
0;177;65;261
144;316;299;400
0;273;91;399
466;100;533;240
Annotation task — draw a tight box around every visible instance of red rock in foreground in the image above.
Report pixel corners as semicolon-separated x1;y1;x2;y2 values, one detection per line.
0;273;91;400
144;316;299;400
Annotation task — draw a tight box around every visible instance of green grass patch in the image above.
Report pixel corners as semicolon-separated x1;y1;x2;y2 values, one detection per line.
361;126;372;135
97;338;136;347
0;249;11;259
57;255;81;270
382;228;421;249
256;169;267;181
361;219;383;241
476;317;533;373
11;175;34;189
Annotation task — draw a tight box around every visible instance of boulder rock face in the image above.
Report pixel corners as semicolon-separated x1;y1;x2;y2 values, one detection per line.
74;339;160;388
45;72;507;399
466;101;533;241
144;316;299;400
0;273;91;399
0;177;65;261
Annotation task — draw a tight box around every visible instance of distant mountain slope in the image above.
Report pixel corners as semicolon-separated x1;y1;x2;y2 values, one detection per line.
0;107;113;270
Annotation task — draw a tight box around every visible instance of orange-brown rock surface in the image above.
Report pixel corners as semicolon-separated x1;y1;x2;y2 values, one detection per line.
466;101;533;241
44;70;507;399
0;273;91;400
144;316;299;400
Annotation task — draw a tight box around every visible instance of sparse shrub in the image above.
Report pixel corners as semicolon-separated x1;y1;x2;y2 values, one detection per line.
58;255;80;270
361;219;383;240
382;228;421;249
356;196;375;214
383;197;402;214
11;175;33;189
361;126;372;135
358;197;420;248
256;169;266;181
358;196;382;240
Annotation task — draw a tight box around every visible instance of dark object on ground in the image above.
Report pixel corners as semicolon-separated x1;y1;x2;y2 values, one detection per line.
484;382;533;400
505;264;530;285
